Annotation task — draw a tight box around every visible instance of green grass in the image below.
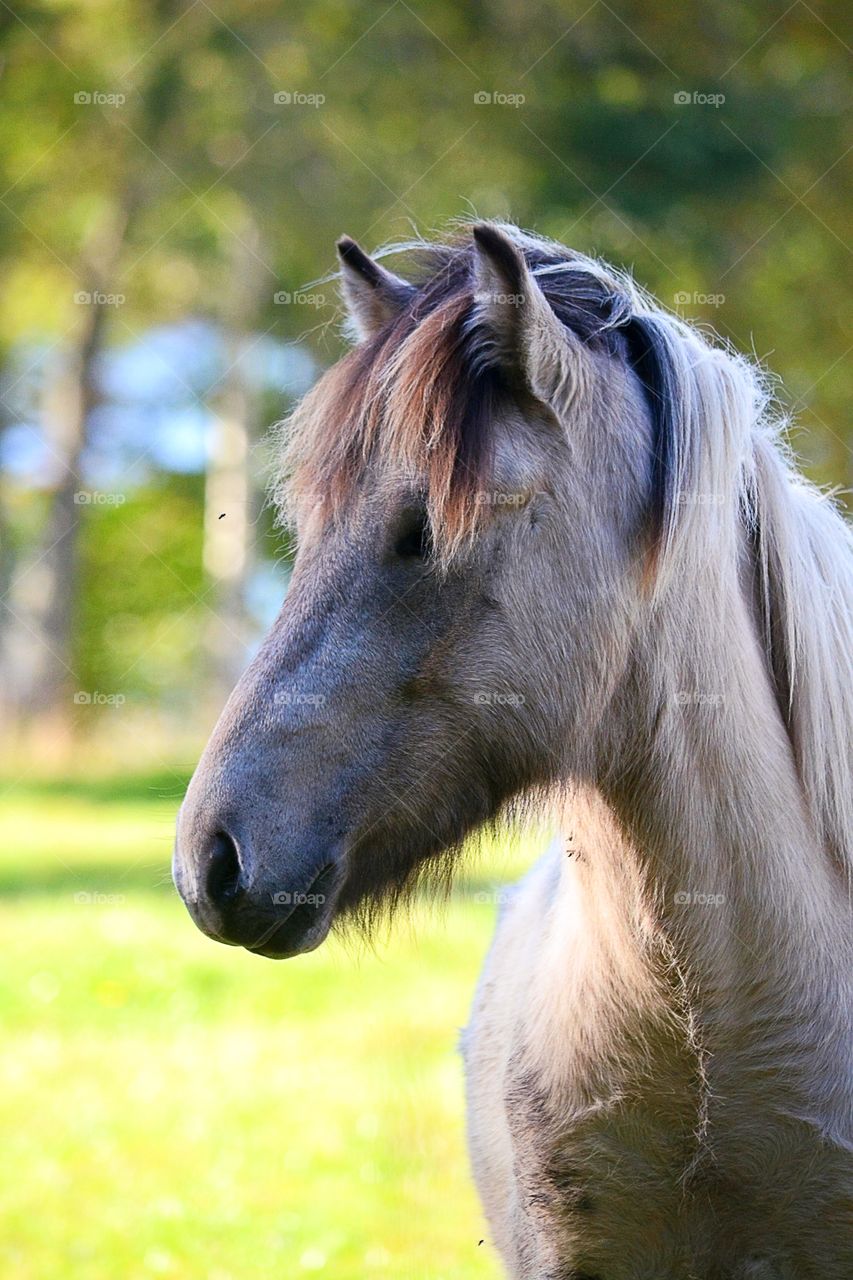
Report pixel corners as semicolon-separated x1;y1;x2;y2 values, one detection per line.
0;772;544;1279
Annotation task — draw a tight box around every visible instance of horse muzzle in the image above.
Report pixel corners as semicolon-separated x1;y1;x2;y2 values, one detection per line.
173;811;345;959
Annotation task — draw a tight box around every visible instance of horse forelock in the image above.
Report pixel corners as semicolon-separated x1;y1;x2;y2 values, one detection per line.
276;230;629;559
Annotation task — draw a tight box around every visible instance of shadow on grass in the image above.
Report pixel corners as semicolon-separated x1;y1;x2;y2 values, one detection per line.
0;862;518;903
0;769;191;806
0;770;533;902
0;860;177;900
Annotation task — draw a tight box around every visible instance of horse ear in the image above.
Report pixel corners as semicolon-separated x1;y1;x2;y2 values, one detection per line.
336;236;416;341
471;223;582;409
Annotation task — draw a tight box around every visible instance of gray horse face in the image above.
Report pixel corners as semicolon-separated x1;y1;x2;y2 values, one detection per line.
173;226;652;957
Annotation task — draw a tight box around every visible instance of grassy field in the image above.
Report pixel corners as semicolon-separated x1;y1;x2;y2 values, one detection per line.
0;771;543;1280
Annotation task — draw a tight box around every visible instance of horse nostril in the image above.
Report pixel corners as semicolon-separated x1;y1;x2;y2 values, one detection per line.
205;830;244;906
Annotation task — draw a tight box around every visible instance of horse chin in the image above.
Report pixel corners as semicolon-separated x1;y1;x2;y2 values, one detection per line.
234;859;345;960
245;908;334;959
244;870;342;959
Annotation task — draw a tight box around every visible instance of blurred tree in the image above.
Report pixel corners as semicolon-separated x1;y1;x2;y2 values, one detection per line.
0;0;848;754
14;203;133;729
74;474;206;707
202;214;270;701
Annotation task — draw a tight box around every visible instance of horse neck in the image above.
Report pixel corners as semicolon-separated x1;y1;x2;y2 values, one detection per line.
519;565;852;1152
574;560;850;1019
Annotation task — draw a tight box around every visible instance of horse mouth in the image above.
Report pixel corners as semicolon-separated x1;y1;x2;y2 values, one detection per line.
245;861;342;959
178;858;344;960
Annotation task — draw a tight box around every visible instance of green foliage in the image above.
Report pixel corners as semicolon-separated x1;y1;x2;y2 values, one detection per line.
73;475;206;706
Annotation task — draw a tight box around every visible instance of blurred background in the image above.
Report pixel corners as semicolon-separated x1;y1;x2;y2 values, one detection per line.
0;2;849;1277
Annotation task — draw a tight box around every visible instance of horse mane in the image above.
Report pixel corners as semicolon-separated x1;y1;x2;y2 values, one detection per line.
276;222;853;876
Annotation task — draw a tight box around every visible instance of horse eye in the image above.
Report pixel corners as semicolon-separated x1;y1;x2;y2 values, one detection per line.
394;513;431;559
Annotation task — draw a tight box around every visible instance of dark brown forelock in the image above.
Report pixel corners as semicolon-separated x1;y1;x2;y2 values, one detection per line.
279;234;628;560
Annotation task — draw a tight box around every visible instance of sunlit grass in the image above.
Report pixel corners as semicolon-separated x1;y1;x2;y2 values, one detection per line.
0;773;545;1279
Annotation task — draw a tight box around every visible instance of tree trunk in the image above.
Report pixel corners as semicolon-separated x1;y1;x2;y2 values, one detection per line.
202;216;267;706
1;204;130;747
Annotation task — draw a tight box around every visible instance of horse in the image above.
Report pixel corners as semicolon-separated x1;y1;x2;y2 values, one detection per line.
173;222;853;1278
